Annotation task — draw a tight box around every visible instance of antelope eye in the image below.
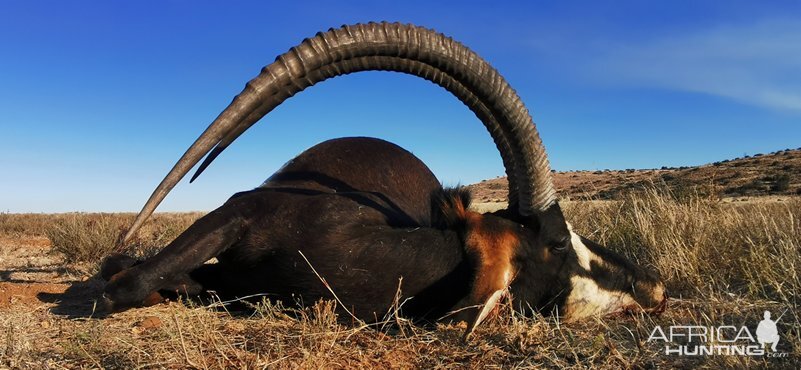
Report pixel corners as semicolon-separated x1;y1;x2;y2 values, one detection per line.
552;237;571;253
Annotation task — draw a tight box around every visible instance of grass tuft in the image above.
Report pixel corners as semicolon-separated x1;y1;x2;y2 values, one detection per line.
40;212;203;265
46;213;132;263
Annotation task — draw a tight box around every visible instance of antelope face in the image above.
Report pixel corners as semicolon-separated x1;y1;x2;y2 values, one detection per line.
508;219;667;321
556;230;667;320
451;197;666;333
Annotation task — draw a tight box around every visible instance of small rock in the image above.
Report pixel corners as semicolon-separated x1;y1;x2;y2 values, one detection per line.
137;316;163;331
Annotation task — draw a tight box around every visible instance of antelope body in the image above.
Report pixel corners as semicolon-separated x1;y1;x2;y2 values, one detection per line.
101;22;667;337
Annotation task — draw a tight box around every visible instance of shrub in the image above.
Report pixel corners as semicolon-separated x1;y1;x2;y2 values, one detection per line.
45;212;202;264
486;182;504;190
46;213;131;263
772;174;791;192
0;213;57;237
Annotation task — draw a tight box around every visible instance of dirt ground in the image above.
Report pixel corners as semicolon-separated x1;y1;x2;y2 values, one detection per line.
0;236;70;308
0;204;798;368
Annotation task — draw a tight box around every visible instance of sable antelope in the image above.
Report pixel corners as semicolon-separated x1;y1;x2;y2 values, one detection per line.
101;22;667;337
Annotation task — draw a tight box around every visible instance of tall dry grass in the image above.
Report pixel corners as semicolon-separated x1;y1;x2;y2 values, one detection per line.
0;213;57;237
45;213;134;263
563;188;800;306
1;188;798;368
0;212;202;264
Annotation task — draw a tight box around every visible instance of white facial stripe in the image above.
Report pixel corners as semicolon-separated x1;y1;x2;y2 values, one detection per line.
569;230;604;272
564;225;636;320
564;276;636;320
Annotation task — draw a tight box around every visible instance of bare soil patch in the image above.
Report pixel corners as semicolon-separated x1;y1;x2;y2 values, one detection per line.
0;282;68;309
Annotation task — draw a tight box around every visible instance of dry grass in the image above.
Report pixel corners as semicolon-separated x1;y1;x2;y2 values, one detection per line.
0;212;203;266
0;213;57;237
0;189;799;368
563;187;800;306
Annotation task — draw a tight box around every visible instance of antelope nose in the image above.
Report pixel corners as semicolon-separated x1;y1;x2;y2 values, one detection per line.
651;291;668;315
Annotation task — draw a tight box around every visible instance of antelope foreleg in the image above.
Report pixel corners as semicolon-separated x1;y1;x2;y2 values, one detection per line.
101;207;247;312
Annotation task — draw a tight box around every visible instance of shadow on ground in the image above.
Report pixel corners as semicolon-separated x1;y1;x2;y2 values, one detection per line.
37;276;106;318
0;267;73;283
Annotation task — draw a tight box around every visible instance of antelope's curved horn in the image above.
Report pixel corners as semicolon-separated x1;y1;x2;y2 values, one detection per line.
189;55;522;210
121;22;555;245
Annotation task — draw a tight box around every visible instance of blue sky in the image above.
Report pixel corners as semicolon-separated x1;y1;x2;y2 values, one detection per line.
1;1;799;212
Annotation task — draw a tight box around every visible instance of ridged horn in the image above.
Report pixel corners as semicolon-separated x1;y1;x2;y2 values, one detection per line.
189;55;522;210
121;22;555;245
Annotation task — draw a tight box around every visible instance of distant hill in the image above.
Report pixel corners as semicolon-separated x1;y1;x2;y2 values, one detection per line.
469;147;801;202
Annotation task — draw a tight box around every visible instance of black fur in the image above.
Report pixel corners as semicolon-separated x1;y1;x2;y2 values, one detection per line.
102;137;665;322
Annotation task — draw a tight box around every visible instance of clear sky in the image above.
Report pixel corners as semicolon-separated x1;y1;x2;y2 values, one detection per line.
1;1;800;213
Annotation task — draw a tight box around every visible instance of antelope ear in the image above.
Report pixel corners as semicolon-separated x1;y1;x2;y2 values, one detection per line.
531;202;571;249
463;288;509;341
451;254;515;341
441;197;520;340
460;251;515;340
100;253;141;281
